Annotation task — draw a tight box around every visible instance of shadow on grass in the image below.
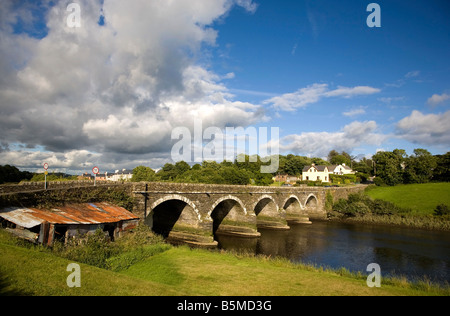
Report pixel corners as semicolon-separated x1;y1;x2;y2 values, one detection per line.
0;271;32;296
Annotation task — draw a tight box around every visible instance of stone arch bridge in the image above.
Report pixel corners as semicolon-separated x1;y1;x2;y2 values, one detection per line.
131;182;364;247
0;181;365;247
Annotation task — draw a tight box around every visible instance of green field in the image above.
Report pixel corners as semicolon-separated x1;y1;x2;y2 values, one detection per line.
1;230;448;296
365;183;450;215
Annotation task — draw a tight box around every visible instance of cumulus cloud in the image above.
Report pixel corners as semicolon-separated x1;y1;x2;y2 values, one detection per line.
0;0;261;172
264;83;380;111
278;121;387;157
427;93;450;107
396;110;450;147
343;106;366;117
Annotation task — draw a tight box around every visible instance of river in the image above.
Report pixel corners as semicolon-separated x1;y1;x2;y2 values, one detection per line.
216;221;450;285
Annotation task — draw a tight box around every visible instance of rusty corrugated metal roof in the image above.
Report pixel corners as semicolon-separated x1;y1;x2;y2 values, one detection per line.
0;202;139;227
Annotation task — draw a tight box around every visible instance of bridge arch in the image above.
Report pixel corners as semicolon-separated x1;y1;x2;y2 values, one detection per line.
208;195;247;217
253;195;279;217
282;195;304;214
146;195;201;238
305;194;319;209
208;195;247;235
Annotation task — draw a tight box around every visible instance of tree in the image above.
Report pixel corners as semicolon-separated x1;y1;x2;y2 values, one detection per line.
254;172;274;186
433;152;450;182
353;157;374;175
174;161;191;174
202;160;221;170
328;150;339;162
235;154;262;174
403;149;437;184
284;155;309;175
157;163;178;181
0;165;33;184
372;150;404;186
328;150;352;166
220;166;251;185
132;166;156;182
310;157;329;166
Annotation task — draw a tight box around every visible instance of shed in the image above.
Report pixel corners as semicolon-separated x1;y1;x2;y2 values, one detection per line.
0;202;140;245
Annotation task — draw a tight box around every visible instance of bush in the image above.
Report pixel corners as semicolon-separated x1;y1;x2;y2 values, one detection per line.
325;191;334;211
53;223;169;270
54;229;119;269
345;201;371;217
330;192;409;218
373;177;386;186
434;204;450;216
106;243;171;271
330;174;357;185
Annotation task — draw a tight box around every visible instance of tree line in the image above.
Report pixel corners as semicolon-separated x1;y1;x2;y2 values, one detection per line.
1;148;449;186
0;165;77;184
372;149;450;186
0;165;33;184
132;149;450;186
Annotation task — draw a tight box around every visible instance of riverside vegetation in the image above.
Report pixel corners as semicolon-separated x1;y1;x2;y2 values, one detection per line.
1;223;449;296
326;183;450;231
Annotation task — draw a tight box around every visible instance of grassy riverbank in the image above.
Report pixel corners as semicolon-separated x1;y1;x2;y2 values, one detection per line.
1;229;448;296
327;183;450;231
365;183;450;215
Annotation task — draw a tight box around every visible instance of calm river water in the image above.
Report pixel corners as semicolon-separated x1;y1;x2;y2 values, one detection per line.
217;221;450;284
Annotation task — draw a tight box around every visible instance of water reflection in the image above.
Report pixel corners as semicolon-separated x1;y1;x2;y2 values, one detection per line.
217;221;450;284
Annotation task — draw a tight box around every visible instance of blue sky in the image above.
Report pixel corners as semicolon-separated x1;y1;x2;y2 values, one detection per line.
0;0;449;173
211;0;450;156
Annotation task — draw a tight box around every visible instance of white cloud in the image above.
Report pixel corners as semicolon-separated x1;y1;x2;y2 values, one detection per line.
324;86;381;98
279;121;387;157
0;0;262;171
343;107;366;117
0;149;101;172
396;110;450;147
427;93;450;106
405;70;420;78
234;0;259;13
263;83;328;111
378;96;405;104
264;84;380;111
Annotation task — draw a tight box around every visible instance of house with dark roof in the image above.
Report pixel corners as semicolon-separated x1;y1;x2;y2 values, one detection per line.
302;163;355;182
302;164;331;182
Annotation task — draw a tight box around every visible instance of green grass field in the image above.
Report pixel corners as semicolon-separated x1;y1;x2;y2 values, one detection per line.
365;183;450;215
1;230;448;296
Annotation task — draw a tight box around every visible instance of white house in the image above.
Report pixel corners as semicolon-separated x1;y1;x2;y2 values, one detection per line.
107;169;133;182
302;164;355;183
329;164;355;175
302;164;331;183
